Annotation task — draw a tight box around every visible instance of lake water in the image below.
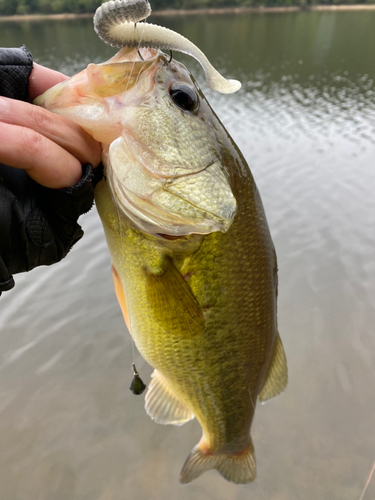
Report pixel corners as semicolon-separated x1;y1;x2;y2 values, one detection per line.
1;10;375;500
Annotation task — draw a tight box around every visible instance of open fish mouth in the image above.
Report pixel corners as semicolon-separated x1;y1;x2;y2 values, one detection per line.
34;1;240;239
106;135;237;237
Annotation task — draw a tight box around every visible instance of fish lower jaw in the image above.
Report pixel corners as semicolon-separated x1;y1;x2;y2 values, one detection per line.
106;143;237;237
111;190;232;237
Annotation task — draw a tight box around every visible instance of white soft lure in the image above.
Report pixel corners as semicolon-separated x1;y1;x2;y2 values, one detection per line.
93;0;241;94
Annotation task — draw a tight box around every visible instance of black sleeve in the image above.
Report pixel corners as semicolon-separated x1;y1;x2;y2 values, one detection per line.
0;46;103;295
0;46;32;101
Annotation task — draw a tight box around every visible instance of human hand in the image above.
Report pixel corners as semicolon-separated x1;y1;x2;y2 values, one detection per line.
0;63;102;189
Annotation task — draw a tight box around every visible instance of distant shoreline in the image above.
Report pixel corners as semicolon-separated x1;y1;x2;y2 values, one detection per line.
1;4;375;22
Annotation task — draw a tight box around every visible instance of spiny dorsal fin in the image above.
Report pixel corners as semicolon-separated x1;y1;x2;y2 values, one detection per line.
179;440;256;484
145;370;195;426
258;334;288;403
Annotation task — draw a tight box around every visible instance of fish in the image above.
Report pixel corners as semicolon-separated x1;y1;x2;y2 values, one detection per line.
34;0;287;484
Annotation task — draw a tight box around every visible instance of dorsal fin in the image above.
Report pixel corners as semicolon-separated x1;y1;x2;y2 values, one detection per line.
258;334;288;403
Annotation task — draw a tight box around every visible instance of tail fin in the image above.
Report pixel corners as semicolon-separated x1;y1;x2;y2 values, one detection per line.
179;441;256;485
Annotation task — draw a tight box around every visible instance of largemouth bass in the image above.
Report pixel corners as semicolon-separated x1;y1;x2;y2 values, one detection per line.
35;0;287;484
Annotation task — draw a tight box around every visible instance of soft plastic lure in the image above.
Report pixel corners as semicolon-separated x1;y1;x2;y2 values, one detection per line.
94;0;241;94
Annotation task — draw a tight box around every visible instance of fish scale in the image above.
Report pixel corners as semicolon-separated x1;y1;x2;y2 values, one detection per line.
95;121;284;481
35;35;287;483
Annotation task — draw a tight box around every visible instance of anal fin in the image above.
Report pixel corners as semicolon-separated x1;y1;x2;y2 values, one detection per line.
145;370;195;426
258;333;288;403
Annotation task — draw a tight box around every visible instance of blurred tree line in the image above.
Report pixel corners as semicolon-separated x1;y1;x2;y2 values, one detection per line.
0;0;374;15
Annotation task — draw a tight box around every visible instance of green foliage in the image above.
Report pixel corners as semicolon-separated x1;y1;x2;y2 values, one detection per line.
16;2;30;15
0;0;17;15
0;0;103;15
0;0;374;15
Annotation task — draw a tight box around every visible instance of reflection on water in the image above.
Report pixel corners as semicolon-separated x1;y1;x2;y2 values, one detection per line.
1;11;375;500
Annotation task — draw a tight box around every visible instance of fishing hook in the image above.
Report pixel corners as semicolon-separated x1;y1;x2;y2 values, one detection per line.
168;50;173;63
138;49;144;61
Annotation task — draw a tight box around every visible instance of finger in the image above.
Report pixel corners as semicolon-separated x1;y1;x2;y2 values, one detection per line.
28;63;68;101
0;96;102;167
0;121;82;189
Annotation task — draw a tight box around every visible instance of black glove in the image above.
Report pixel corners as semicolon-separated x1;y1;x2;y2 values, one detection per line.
0;46;103;295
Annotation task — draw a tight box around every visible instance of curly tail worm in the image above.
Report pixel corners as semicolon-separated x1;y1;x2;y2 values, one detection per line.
93;0;241;94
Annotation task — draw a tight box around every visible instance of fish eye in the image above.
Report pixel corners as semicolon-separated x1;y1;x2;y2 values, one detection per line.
169;84;199;112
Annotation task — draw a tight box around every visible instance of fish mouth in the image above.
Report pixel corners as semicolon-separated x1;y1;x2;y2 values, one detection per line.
156;233;184;240
116;163;236;237
106;136;237;237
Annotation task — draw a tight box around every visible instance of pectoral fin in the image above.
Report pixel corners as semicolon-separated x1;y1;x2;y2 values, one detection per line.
258;334;288;403
146;260;205;338
145;369;195;426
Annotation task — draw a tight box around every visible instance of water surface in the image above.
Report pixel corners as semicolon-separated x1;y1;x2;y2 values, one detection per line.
1;11;375;500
